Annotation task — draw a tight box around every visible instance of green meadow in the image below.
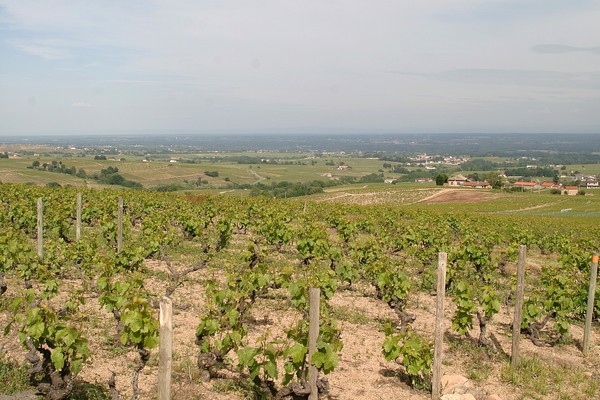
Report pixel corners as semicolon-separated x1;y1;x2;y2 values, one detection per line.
1;151;599;219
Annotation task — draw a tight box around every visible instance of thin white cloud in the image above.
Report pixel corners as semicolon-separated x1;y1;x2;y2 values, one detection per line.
71;102;94;108
15;44;68;60
531;44;600;55
0;0;599;134
392;69;600;90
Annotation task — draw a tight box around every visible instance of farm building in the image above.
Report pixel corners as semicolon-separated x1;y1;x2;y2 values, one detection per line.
462;181;492;189
563;186;579;195
540;182;561;189
513;181;537;189
447;174;468;187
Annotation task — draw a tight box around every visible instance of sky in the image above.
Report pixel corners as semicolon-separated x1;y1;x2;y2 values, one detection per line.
0;0;599;136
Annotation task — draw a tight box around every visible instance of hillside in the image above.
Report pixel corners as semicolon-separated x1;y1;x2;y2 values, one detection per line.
0;183;598;400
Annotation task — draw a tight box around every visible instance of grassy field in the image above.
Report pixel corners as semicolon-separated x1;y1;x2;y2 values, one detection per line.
0;153;395;188
563;163;600;175
1;151;600;220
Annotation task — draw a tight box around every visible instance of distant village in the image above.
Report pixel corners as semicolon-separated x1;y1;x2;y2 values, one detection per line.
442;174;597;195
399;153;598;195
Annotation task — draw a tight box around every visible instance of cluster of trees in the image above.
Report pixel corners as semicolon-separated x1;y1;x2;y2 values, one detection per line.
29;161;142;188
459;159;504;171
30;160;86;178
466;172;504;188
30;161;141;188
95;166;142;188
250;181;326;198
93;155;126;161
435;174;449;186
397;169;439;182
0;152;8;159
504;167;557;178
358;173;383;183
231;176;355;198
179;155;313;165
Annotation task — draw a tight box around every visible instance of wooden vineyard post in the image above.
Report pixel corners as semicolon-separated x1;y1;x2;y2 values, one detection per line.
37;197;43;261
117;197;123;254
76;192;82;241
511;245;527;369
432;252;447;400
158;297;173;400
308;288;320;400
583;253;599;356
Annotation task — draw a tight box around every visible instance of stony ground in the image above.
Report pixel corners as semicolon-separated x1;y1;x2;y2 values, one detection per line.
1;257;598;400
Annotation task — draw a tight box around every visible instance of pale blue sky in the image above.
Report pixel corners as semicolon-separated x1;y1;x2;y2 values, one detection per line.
0;0;599;135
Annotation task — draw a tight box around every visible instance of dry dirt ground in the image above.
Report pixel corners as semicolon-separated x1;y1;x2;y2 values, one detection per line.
316;188;440;206
314;188;499;207
419;189;499;204
1;257;599;400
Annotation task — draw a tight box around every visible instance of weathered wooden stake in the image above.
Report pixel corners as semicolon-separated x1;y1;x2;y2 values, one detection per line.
511;245;527;369
76;192;82;241
158;296;173;400
583;253;598;356
117;197;123;254
303;201;307;214
431;252;447;400
308;288;320;400
37;197;43;260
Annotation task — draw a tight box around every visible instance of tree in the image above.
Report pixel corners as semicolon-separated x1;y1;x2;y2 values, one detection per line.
553;174;560;184
435;174;448;186
32;160;40;168
484;172;503;189
467;173;480;181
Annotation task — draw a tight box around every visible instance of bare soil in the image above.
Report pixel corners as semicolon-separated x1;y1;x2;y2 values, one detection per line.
420;189;498;204
1;257;598;400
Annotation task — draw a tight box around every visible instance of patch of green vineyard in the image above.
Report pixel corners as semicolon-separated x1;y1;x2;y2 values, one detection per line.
0;182;597;399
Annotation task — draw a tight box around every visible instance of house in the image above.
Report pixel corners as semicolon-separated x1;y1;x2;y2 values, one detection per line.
563;186;579;196
337;162;349;170
448;174;468;187
463;181;492;189
580;180;599;189
384;178;396;184
415;178;433;183
540;182;561;189
514;181;537;189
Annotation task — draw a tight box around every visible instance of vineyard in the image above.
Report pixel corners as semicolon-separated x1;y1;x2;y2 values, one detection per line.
0;183;598;400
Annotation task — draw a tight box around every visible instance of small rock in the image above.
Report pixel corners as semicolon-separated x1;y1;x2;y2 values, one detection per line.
450;385;470;394
485;395;504;400
441;374;470;394
440;394;477;400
